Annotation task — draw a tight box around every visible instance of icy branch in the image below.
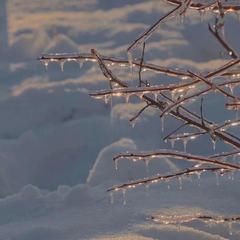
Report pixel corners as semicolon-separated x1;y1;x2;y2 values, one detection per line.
113;150;240;170
107;167;228;192
151;213;240;224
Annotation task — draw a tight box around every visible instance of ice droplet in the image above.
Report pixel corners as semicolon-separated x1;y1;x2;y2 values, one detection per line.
122;189;127;205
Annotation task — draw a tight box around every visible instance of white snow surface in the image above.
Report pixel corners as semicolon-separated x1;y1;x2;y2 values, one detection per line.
0;0;240;239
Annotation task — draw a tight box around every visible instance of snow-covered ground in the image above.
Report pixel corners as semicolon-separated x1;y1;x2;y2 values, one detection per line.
0;0;240;239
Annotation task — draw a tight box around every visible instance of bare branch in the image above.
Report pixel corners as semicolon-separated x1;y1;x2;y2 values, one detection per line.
129;103;153;123
127;4;182;52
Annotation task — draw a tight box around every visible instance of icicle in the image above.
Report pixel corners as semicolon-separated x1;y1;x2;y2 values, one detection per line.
114;160;118;171
144;159;150;175
215;172;220;186
122;189;127;205
180;13;185;24
178;177;183;190
109;192;114;204
78;60;83;69
127;51;133;68
228;222;233;235
177;223;181;232
196;172;201;186
171;90;176;101
161;116;165;132
104;95;111;104
42;60;49;71
199;10;205;22
235;12;240;21
154;93;158;101
212;138;216;151
228;84;234;94
169;139;175;148
60;60;65;72
128;52;134;81
125;94;130;103
183;139;187;152
131;120;136;128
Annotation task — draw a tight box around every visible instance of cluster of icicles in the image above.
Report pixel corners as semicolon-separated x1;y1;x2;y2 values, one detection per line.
39;52;240;151
39;54;240;124
107;149;240;207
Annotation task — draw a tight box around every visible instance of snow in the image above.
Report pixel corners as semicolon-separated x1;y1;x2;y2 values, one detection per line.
0;0;240;239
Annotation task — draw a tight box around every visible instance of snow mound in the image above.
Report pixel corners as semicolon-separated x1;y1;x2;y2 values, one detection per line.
87;138;137;186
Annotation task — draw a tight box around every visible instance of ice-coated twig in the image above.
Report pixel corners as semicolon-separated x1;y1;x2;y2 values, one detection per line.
166;131;206;142
215;119;240;131
164;0;240;12
113;150;240;170
226;101;240;110
151;213;240;224
210;149;240;159
107;167;227;192
163;123;188;142
129;103;154;123
91;49;127;88
165;119;240;144
160;67;240;118
38;53;240;78
90;77;240;101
